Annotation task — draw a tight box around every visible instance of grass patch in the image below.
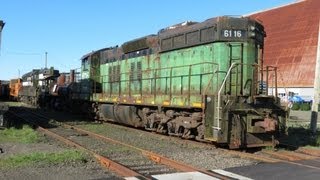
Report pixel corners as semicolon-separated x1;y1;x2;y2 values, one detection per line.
1;101;21;107
0;150;87;169
304;145;320;149
0;125;42;143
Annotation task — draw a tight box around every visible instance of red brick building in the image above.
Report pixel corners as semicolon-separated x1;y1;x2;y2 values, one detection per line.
248;0;319;101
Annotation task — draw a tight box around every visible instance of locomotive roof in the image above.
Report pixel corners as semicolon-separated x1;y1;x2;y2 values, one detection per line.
158;16;258;38
80;16;265;61
21;68;59;80
22;69;40;79
121;34;158;54
80;46;119;60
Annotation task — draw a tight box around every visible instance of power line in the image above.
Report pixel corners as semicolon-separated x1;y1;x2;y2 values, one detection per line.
0;20;5;56
3;50;42;56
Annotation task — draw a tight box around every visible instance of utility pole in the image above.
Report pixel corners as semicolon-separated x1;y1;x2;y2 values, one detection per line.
0;20;5;55
45;51;48;68
311;20;320;134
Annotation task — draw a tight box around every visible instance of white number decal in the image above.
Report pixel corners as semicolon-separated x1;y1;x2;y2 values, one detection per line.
223;30;242;38
224;30;230;37
236;31;242;37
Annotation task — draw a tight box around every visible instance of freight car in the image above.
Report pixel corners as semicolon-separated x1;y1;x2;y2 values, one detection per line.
0;80;9;100
50;70;80;111
69;16;286;149
9;78;22;100
18;67;59;107
0;80;9;127
0;102;8;127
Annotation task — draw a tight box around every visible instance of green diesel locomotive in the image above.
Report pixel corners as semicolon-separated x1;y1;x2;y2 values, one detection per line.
72;16;286;149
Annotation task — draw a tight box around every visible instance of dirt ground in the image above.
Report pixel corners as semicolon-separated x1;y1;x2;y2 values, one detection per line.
0;138;121;180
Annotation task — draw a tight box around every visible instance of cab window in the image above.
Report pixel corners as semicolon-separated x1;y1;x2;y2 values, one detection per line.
82;58;89;70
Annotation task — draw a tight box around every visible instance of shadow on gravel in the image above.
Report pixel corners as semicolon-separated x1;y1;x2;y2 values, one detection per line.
2;106;59;130
279;127;320;150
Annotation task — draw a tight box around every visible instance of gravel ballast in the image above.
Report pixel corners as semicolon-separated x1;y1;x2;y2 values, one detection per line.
76;122;259;170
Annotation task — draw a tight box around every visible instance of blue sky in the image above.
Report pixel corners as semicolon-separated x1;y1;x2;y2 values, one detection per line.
0;0;295;80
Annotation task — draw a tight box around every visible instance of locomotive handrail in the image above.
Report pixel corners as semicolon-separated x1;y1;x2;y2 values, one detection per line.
262;66;278;99
95;61;220;106
215;62;239;131
214;63;259;131
98;61;219;80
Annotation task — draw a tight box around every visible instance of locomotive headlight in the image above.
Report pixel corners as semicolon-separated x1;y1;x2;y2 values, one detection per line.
249;32;256;38
206;96;212;102
249;25;256;38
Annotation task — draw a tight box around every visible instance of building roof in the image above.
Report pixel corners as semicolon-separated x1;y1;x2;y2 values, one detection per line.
249;0;319;87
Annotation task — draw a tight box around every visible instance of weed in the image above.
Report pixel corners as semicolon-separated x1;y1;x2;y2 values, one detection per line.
0;150;87;169
0;125;42;143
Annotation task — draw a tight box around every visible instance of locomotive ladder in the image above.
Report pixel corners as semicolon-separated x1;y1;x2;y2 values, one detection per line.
214;62;239;134
228;43;243;96
212;43;244;139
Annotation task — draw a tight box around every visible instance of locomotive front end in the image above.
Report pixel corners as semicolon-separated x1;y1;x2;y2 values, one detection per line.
203;17;286;148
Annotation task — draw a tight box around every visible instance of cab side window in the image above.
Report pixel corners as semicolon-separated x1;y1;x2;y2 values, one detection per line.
82;58;89;71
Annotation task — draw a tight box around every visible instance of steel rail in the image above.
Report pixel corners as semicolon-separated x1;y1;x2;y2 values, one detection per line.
296;148;320;157
217;149;280;163
260;150;320;170
8;110;147;179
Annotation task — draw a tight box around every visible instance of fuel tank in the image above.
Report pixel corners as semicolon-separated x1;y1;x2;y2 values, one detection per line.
99;104;144;127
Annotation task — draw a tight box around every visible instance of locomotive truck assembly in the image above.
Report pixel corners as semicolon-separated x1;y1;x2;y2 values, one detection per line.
11;16;287;149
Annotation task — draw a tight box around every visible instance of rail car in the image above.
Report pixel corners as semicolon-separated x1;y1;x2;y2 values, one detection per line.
18;67;60;107
0;102;8;127
68;16;286;149
0;80;9;100
0;80;9;127
9;78;22;100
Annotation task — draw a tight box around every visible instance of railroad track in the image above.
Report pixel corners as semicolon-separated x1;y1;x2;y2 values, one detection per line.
8;105;320;178
20;106;320;166
86;117;320;171
7;107;233;180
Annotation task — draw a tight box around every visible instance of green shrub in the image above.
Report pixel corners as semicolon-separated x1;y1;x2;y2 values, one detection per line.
300;103;311;111
291;103;300;110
